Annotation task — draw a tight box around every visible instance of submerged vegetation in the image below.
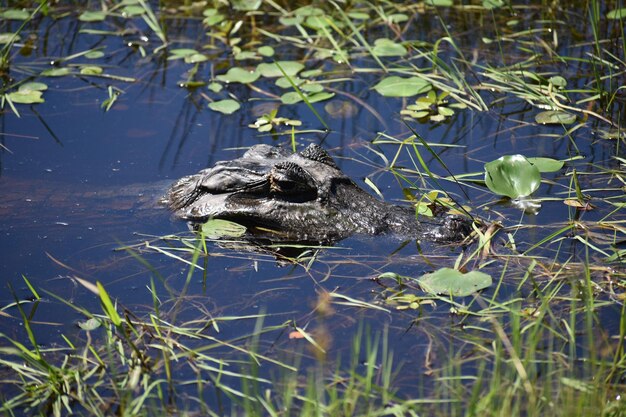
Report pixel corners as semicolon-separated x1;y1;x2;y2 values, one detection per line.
2;0;626;416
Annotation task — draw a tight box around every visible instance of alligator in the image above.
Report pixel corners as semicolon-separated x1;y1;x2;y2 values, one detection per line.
163;144;473;244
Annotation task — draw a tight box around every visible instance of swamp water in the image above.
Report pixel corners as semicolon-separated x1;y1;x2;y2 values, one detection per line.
1;1;626;415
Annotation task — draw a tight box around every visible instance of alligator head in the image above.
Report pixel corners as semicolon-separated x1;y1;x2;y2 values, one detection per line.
163;144;472;243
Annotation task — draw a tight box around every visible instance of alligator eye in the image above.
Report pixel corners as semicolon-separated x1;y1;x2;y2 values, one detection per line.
299;144;339;169
269;162;317;198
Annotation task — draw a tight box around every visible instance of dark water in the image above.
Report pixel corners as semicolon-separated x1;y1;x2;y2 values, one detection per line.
1;1;625;412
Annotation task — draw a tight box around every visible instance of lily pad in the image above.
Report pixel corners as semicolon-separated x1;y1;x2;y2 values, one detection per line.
373;76;431;97
607;8;626;19
372;38;407;57
535;110;576;125
258;46;275;57
7;89;44;104
526;157;564;173
19;82;48;92
208;99;241;115
41;67;72;77
280;92;302;105
257;61;304;78
85;50;105;59
418;268;492;297
79;11;107;22
201;219;246;239
0;9;30;20
78;317;101;331
0;33;19;44
484;155;541;199
307;91;335;103
216;67;260;84
80;65;103;75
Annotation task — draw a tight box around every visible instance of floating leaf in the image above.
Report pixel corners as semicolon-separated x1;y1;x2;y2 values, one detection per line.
121;5;144;17
418;268;492;297
234;51;257;60
41;67;72;77
279;15;303;26
215;67;260;84
19;82;47;92
484;155;541;198
0;9;30;20
7;90;44;104
79;11;107;22
169;48;199;60
527;157;564;173
482;0;505;9
300;82;324;93
232;0;261;11
372;38;407;57
207;82;223;93
257;61;304;78
201;219;246;239
78;317;101;331
373;76;431;97
258;46;275;57
85;50;105;59
548;76;567;88
425;0;454;6
80;65;103;75
607;8;626;19
0;33;19;44
208;99;241;114
280;92;302;104
307;91;334;103
275;76;304;89
535;110;576;125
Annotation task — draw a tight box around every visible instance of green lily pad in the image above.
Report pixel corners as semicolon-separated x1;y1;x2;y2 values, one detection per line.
7;90;44;104
19;82;47;92
257;61;304;78
484;155;541;198
231;0;261;11
425;0;454;6
535;110;576;125
85;50;105;59
169;48;200;60
607;8;626;19
208;82;223;93
258;46;275;57
280;92;302;105
78;317;101;331
418;268;492;297
300;82;324;93
279;15;303;26
121;5;145;17
548;76;567;88
208;99;241;114
307;91;335;103
482;0;505;9
41;67;72;77
373;76;431;97
526;157;564;173
372;38;407;57
0;9;30;20
80;65;103;75
275;76;304;89
79;11;107;22
216;67;260;84
0;33;19;44
201;219;246;239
